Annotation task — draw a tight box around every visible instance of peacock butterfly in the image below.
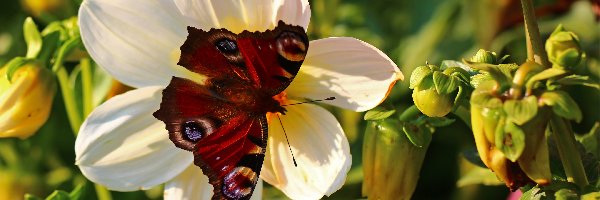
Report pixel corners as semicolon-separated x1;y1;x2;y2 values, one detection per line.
153;21;309;200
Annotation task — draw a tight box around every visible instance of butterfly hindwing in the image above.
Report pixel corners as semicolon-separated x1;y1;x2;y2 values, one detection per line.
154;21;308;200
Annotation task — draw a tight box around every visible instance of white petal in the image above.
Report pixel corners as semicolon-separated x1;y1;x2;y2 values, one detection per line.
79;0;187;88
163;165;213;200
287;37;403;112
75;87;193;191
164;165;264;200
261;101;351;199
174;0;310;33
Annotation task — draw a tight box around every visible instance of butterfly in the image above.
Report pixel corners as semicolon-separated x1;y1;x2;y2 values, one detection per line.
153;21;308;200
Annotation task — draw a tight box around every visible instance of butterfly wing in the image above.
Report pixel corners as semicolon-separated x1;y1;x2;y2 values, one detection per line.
154;21;308;200
178;21;308;95
154;77;267;200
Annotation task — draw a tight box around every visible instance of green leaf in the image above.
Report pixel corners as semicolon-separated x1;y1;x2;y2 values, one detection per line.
540;91;582;123
470;73;492;88
463;60;515;88
402;123;431;148
409;65;432;89
576;122;600;159
433;71;459;94
520;186;545;200
45;191;71;200
496;121;526;162
37;31;61;66
525;68;567;90
364;107;397;121
24;17;42;58
503;96;538;125
554;189;578;200
425;117;455;127
556;75;600;89
582;192;600;200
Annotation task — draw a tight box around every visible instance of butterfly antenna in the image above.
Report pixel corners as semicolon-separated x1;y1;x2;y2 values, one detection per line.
276;115;297;167
282;97;335;106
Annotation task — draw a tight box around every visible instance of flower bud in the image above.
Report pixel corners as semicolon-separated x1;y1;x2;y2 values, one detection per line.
545;25;584;69
470;82;551;190
20;0;69;19
362;119;430;200
0;64;56;139
471;49;498;64
412;78;453;117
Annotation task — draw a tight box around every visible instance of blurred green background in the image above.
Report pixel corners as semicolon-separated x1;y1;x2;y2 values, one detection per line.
0;0;598;199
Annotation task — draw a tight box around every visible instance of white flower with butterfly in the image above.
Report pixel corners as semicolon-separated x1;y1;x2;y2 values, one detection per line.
75;0;402;199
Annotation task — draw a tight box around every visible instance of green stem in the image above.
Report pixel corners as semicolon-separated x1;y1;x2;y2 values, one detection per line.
520;0;551;67
550;115;589;187
80;58;93;117
56;67;81;134
94;184;113;200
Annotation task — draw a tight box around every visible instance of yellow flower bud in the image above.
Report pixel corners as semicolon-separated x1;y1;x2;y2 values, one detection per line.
0;64;56;139
20;0;68;18
471;49;498;64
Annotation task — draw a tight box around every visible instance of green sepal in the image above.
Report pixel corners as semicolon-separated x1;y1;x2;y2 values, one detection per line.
52;36;83;72
471;83;503;108
433;71;460;94
410;65;432;89
496;121;526;162
540;90;582;123
45;191;71;200
364;107;397;121
503;96;538;125
554;74;600;89
443;66;471;83
4;57;35;82
69;182;93;200
402;123;432;148
24;17;42;59
525;68;567;90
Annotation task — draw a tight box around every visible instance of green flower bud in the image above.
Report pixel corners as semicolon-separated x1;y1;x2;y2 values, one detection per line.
471;49;498;64
0;63;56;139
362;119;430;200
545;25;585;69
412;79;453;117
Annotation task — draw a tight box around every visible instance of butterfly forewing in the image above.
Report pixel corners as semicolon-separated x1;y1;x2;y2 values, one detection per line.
154;21;308;200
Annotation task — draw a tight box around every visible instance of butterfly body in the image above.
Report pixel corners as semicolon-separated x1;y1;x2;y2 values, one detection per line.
153;21;308;200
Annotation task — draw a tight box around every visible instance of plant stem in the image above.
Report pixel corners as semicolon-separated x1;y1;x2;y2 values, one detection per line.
520;0;551;67
550;115;589;187
80;58;93;117
56;67;81;134
94;184;113;200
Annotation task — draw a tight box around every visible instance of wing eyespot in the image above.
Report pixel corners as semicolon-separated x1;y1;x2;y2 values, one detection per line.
216;39;239;54
276;31;308;62
179;117;220;144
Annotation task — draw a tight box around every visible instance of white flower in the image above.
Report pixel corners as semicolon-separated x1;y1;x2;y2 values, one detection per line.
75;0;402;199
